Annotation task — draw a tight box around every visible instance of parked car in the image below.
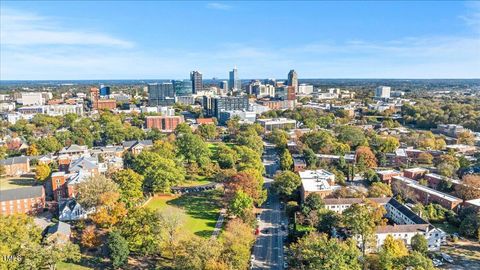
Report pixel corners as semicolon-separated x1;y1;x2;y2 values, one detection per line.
433;259;443;267
441;253;453;263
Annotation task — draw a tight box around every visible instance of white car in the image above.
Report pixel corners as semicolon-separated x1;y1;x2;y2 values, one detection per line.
441;253;453;263
432;259;443;267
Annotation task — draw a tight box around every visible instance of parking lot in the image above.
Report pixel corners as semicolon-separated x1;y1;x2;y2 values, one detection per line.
436;239;480;270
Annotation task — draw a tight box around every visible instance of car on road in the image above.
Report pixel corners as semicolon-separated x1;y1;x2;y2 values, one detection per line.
283;262;288;269
441;253;453;263
432;259;443;267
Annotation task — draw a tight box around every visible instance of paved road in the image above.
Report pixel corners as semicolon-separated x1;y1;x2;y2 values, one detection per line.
251;179;287;270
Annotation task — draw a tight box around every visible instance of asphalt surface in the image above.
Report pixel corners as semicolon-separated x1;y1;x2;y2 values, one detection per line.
251;179;287;270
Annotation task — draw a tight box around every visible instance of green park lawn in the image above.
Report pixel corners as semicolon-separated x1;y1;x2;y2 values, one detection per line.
0;176;36;190
431;221;459;235
146;190;222;237
177;176;212;187
57;262;92;270
207;142;235;156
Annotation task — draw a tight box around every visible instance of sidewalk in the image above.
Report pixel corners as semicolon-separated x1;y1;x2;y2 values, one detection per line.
211;208;227;238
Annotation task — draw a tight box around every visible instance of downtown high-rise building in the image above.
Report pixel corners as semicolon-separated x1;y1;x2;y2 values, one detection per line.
172;79;193;96
375;86;391;99
190;71;203;94
229;67;241;92
287;69;298;93
147;83;176;106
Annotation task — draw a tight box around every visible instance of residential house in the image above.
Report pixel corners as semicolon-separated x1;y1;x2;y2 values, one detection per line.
122;140;153;155
292;155;307;172
58;199;89;221
58;144;89;156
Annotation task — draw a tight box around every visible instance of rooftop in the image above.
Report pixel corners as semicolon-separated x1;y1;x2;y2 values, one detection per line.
393;176;462;203
404;167;429;173
466;198;480;207
388;198;428;225
300;169;336;192
376;169;402;175
376;224;430;234
324;197;391;205
0;156;29;166
0;186;44;202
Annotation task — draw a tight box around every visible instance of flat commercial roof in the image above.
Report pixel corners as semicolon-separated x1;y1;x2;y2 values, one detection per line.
393;176;462;203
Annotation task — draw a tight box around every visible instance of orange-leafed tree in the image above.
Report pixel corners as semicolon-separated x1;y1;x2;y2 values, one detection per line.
81;225;101;249
90;192;127;229
356;146;377;168
224;171;265;205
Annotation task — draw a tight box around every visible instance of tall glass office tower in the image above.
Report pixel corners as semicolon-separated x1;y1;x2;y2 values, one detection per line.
229;67;241;92
173;79;193;96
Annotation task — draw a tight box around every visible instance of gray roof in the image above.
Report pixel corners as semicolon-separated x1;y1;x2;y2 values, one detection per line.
122;140;153;149
0;186;44;202
59;198;78;212
324;197;392;205
68;157;98;172
0;156;29;166
388;198;428;225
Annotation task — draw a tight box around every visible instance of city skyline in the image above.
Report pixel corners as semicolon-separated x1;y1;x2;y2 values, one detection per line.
1;1;480;80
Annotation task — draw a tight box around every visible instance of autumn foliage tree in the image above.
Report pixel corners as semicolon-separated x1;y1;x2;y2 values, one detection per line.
90;192;128;229
368;182;393;198
76;175;120;210
225;172;265;206
35;163;51;182
355;146;377;169
456;174;480;200
81;225;101;249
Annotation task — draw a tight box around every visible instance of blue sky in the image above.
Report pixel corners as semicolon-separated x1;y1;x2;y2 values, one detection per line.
1;1;479;80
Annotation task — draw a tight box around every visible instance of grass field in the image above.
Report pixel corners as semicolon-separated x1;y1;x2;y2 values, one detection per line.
0;176;36;190
57;262;92;270
432;222;459;235
177;176;212;187
207;142;235;156
146;190;222;237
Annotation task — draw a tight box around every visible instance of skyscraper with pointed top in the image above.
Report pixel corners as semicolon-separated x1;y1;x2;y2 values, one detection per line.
229;67;241;92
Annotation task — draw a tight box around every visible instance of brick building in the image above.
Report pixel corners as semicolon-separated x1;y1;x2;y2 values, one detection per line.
0;186;45;215
376;169;402;184
392;176;462;210
300;169;337;201
403;168;429;180
145;115;184;132
96;99;117;110
0;156;30;176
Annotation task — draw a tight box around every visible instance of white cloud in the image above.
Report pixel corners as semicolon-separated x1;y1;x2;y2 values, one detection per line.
0;8;133;47
1;7;479;79
206;2;232;10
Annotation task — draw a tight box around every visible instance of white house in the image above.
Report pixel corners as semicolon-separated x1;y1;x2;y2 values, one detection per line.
58;199;89;221
328;197;447;252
